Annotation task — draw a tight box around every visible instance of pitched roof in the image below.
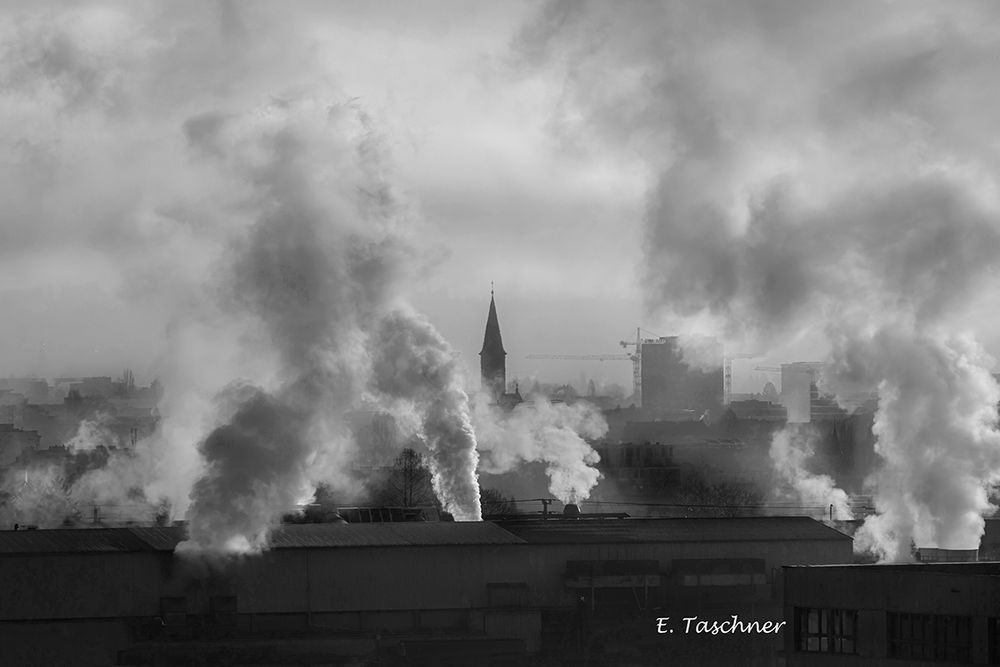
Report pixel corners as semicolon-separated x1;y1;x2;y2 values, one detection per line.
480;294;506;356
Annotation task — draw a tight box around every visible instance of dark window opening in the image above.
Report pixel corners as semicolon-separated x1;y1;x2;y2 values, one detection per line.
887;612;971;663
794;607;857;654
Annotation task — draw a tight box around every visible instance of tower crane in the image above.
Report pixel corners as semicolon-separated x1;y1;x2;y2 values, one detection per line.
618;327;644;408
526;328;650;407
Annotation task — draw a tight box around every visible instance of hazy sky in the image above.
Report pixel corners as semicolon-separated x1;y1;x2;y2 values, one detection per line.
3;1;999;394
0;1;645;390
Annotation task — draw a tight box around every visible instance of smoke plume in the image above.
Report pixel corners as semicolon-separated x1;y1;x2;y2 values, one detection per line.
371;309;482;521
825;325;1000;560
516;1;1000;559
173;100;486;551
769;425;851;520
0;3;496;547
473;394;606;504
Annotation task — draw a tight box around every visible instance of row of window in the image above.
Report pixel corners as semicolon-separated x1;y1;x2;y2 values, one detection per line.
795;608;982;663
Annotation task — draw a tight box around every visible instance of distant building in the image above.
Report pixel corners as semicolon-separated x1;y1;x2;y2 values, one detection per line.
784;561;1000;665
640;336;723;419
479;291;522;410
780;362;822;423
79;376;114;398
0;378;48;404
726;399;788;422
0;424;41;467
780;363;862;423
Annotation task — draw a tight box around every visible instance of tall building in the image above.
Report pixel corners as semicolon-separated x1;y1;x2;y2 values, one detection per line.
640;336;723;418
780;362;822;423
479;290;522;409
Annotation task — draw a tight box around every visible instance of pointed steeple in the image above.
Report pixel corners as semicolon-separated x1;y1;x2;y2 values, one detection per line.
480;287;507;400
480;291;506;356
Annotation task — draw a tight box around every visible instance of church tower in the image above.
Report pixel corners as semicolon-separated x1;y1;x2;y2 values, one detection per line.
480;288;507;401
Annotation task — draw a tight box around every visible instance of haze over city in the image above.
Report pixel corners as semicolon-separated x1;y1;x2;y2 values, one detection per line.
4;2;1000;665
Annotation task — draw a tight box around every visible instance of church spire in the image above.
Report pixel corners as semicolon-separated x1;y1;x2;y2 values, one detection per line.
480;292;506;356
480;287;507;399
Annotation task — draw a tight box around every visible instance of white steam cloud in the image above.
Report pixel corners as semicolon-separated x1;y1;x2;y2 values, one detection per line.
825;325;1000;561
0;3;487;551
371;310;482;521
474;394;606;504
517;1;1000;559
769;425;851;520
175;100;484;552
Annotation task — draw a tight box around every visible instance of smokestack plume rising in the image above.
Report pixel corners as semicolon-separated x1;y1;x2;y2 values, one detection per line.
172;101;487;551
769;425;851;521
516;1;1000;559
826;325;1000;561
473;394;606;504
371;310;482;522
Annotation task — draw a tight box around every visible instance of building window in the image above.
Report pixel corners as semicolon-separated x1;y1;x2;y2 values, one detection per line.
794;608;856;654
887;612;971;663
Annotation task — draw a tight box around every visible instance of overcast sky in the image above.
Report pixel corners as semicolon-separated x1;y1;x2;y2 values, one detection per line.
3;1;999;394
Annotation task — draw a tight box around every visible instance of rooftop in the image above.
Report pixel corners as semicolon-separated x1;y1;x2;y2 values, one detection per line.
0;516;850;555
499;516;851;545
0;522;525;555
786;562;1000;575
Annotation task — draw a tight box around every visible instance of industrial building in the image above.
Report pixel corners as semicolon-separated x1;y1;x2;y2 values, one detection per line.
0;516;851;666
784;561;1000;665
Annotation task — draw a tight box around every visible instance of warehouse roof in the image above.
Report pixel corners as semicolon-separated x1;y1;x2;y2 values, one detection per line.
498;516;851;545
0;521;525;555
786;562;1000;575
0;516;847;555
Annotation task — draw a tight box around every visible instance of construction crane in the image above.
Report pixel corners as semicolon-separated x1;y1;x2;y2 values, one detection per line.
526;328;649;406
525;353;636;402
526;354;630;361
618;328;644;407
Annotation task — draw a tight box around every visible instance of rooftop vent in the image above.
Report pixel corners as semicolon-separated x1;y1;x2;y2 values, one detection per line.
563;504;581;517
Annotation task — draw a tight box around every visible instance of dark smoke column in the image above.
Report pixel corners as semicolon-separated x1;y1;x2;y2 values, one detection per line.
176;98;482;552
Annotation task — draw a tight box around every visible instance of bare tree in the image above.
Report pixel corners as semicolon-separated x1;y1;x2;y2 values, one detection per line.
480;487;515;516
368;448;436;507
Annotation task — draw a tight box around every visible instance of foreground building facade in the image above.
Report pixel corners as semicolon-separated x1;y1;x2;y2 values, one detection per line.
784;562;1000;666
0;516;851;666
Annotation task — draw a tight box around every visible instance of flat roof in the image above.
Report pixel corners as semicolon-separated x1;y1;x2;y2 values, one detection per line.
785;562;1000;575
499;516;851;545
0;516;851;555
0;522;526;555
